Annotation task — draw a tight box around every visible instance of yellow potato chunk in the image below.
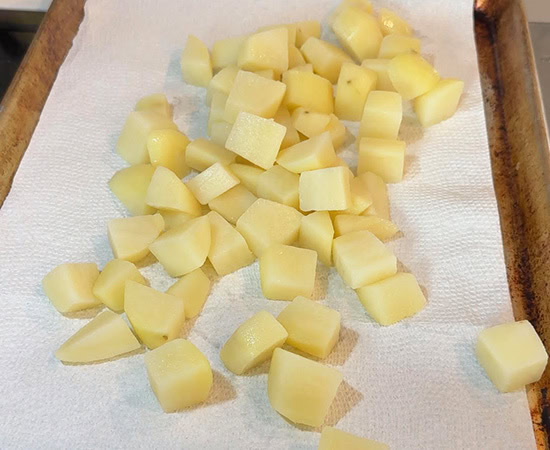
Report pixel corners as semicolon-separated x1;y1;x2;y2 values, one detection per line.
185;162;240;205
225;112;286;170
108;213;164;263
209;120;233;147
378;34;420;59
299;166;351;212
476;320;549;393
256;165;300;209
42;263;100;313
378;8;411;36
229;163;265;195
149;216;211;277
258;24;297;46
268;348;343;427
159;210;199;230
166;268;210;319
282;70;334;114
294;20;322;47
335;63;378;121
135;93;172;118
300;37;352;84
288;45;306;69
291;64;314;73
299;211;334;266
55;310;140;363
145;166;201;214
358;90;403;140
388;53;440;100
341;177;372;215
208;92;228;133
355;272;426;325
332;6;382;61
180;35;212;87
319;427;389;450
333;230;397;288
211;36;247;71
208;184;257;225
236;198;303;256
238;27;289;74
334;214;399;241
220;311;288;375
359;171;390;220
358;137;406;183
124;281;185;349
277;132;337;173
145;339;212;412
326;114;348;149
413;78;464;127
292;107;331;138
274;107;301;149
147;129;190;178
254;69;277;80
92;259;145;312
278;296;340;358
206;65;239;104
361;59;395;91
185;138;236;172
109;164;155;216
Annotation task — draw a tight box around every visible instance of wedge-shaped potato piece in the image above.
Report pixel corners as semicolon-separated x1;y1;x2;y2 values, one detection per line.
319;427;389;450
186;163;240;205
356;272;426;325
341;176;373;215
358;137;406;183
160;210;199;230
225;112;286;170
145;166;201;214
277;132;337;174
299;166;351;212
299;211;334;266
167;268;210;319
207;65;239;104
278;297;340;358
108;213;164;263
238;27;289;73
292;107;331;138
180;35;212;87
378;34;420;59
414;78;464;127
212;36;247;71
300;37;352;84
358;91;403;140
326;114;347;149
388;53;440;100
378;8;411;36
476;320;549;392
149;216;211;277
282;70;334;114
361;59;395;91
288;45;306;69
55;310;140;363
135;93;172;118
229;163;265;195
332;6;382;61
335;63;378;121
236;198;303;256
294;20;322;47
185;138;236;172
359;172;390;220
147;129;190;178
43;263;100;313
334;214;399;241
274;107;301;149
258;24;297;46
333;230;397;288
220;311;288;375
209;120;233;147
268;348;343;427
93;259;145;312
208;184;257;225
256;165;300;209
109;164;155;216
145;339;212;412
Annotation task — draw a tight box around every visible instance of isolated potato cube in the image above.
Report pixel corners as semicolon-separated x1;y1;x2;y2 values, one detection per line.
146;166;201;214
359;171;390;220
274;107;301;149
109;164;155;216
268;348;343;427
288;45;306;69
135;93;172;118
294;20;322;47
299;166;352;212
335;63;378;121
238;27;289;74
185;138;236;172
207;65;239;104
300;37;352;84
358;137;406;183
209;120;233;147
167;268;210;319
292;107;331;138
378;34;420;59
378;8;411;35
208;184;257;225
332;6;382;61
159;210;199;230
414;78;465;127
186;163;240;205
334;214;399;241
326;114;347;149
256;165;300;209
361;59;395;91
299;211;334;266
180;35;212;87
388;53;440;100
145;339;213;412
229;163;265;195
277;132;337;173
318;427;389;450
211;36;247;71
358;91;403;140
282;70;334;114
42;263;100;313
147;129;190;178
356;272;426;325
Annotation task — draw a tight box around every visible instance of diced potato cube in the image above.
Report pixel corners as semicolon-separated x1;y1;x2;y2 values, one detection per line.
300;37;352;84
292;107;331;138
359;171;390;220
225;112;286;170
326;114;347;149
342;176;373;215
208;184;257;225
212;36;247;71
92;259;145;312
335;63;378;121
268;348;343;427
180;35;212;87
229;163;265;195
109;164;155;216
299;211;334;266
236;198;303;256
42;263;100;313
166;268;210;319
185;138;236;172
332;6;382;61
254;69;277;80
209;120;233;147
333;230;397;288
238;28;289;74
145;166;201;214
476;320;549;392
145;339;212;412
147;129;190;178
278;296;340;358
185;162;240;205
55;310;140;363
159;210;199;230
358;137;406;183
334;214;399;241
378;34;420;59
124;281;185;349
282;70;334;114
256;165;300;209
361;59;395;91
378;8;411;36
207;65;239;104
388;53;440;100
135;93;172;118
356;272;426;325
299;166;351;212
277;132;337;174
258;23;297;46
318;427;389;450
274;107;301;149
358;91;403;140
220;311;288;374
108;213;164;263
291;63;314;72
294;20;322;47
413;78;464;127
208;92;228;133
288;45;306;69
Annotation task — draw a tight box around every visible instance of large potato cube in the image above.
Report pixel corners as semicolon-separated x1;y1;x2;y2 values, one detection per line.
355;272;426;325
109;164;155;216
256;165;300;209
358;90;403;140
299;166;352;212
229;163;265;195
300;37;352;84
238;27;289;73
388;53;440;100
335;63;378;121
299;211;334;266
207;65;239;104
282;70;334;114
318;427;389;450
211;36;247;71
277;132;336;173
359;171;390;220
294;20;322;47
147;129;190;178
186;163;240;205
378;34;420;59
332;6;382;61
414;78;464;127
208;184;257;225
358;137;406;183
166;268;210;319
145;339;213;412
268;348;343;427
185;138;236;172
361;59;395;91
135;93;172;118
292;107;331;138
334;214;399;241
274;107;301;149
146;166;201;214
378;8;411;36
180;35;212;87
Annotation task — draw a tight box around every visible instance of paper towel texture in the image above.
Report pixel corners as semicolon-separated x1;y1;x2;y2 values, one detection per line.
0;0;537;448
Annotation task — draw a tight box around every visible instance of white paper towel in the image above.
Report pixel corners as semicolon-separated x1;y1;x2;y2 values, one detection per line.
0;0;538;448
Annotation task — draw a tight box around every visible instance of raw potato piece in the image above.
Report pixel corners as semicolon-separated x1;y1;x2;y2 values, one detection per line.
268;348;343;427
274;107;301;149
355;272;426;325
282;70;334;114
291;63;314;73
299;211;334;266
211;36;247;71
229;163;265;195
358;137;406;183
300;37;352;84
334;214;399;241
326;114;347;149
335;63;378;121
258;24;297;46
414;78;465;127
362;59;395;91
358;91;403;140
92;259;146;312
359;172;390;220
238;27;289;73
388;53;440;100
294;20;322;47
277;296;341;358
180;35;212;87
292;107;331;138
260;244;317;301
135;93;172;118
147;129;190;178
277;132;337;173
42;263;100;313
299;166;352;212
167;268;210;319
318;427;389;450
256;165;300;209
207;65;239;104
108;213;164;263
146;166;201;215
288;45;306;69
109;164;155;216
220;311;288;375
186;163;240;205
185;138;236;172
254;69;277;80
208;92;228;132
344;177;373;215
208;184;257;224
378;34;420;59
476;321;549;392
209;120;233;147
145;339;213;412
378;8;411;36
160;210;199;230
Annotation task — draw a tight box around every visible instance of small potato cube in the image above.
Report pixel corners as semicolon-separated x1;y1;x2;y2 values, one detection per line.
274;107;301;149
476;320;549;392
258;24;297;46
277;132;337;173
288;45;306;69
180;35;212;87
326;114;347;149
229;163;265;195
209;120;233;147
292;107;331;138
359;171;390;220
225;112;286;170
358;137;406;183
55;310;140;363
208;92;228;133
92;259;146;312
145;339;212;412
135;93;172;118
378;8;411;36
335;62;378;121
220;311;288;375
300;37;352;84
124;281;186;349
299;211;334;266
167;268;210;319
207;65;239;104
109;164;155;216
343;176;373;215
42;263;100;313
282;70;334;114
334;214;399;241
212;36;247;71
358;91;403;140
160;210;199;230
147;129;190;178
294;20;322;47
268;348;342;427
208;184;257;225
299;166;352;212
146;166;201;214
185;138;236;172
186;163;240;205
413;78;465;127
333;230;397;288
238;27;289;74
256;165;300;209
108;213;164;263
361;59;395;91
319;427;389;450
378;34;420;59
332;6;382;61
254;69;277;80
291;63;314;73
355;272;426;325
388;53;440;100
278;296;340;358
236;198;303;256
